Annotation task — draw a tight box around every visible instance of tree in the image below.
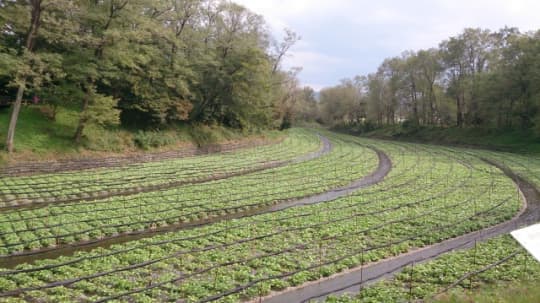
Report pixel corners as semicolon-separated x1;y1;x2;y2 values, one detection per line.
416;49;442;124
0;0;77;152
69;0;129;142
1;0;304;151
293;86;319;123
4;1;42;152
319;79;362;126
270;28;300;74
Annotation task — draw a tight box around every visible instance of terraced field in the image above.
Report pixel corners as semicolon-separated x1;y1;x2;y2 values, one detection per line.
325;235;540;303
0;130;323;207
0;129;537;303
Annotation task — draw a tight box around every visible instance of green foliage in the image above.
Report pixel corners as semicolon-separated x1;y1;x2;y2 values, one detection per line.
0;132;527;302
317;27;540;139
434;281;540;303
82;91;120;128
188;125;219;147
133;130;177;150
0;50;18;78
360;125;540;154
0;106;77;154
82;126;133;152
330;235;540;303
0;0;299;153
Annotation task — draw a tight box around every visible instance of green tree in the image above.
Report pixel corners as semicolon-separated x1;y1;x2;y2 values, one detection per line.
0;0;70;152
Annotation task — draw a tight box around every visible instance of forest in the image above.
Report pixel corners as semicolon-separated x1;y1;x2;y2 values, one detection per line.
2;2;540;155
305;27;540;135
0;0;299;153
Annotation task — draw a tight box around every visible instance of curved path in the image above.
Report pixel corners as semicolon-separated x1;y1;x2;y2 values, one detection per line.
268;146;391;212
0;135;333;210
260;158;540;303
1;141;391;268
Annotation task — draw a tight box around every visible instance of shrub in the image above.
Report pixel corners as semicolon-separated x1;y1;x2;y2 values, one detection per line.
133;130;177;150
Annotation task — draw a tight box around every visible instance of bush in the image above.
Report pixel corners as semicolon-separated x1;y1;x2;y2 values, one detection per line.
188;125;218;147
401;119;420;131
133;130;177;150
83;127;133;152
280;113;293;130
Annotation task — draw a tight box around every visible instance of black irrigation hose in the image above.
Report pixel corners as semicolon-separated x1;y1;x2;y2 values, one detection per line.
193;194;512;303
0;155;418;263
0;148;464;268
0;143;450;259
92;146;510;302
0;143;428;256
0;134;318;192
0;150;372;253
1;182;504;300
302;233;518;303
0;141;466;262
0;135;326;206
0;154;462;264
0;145;430;273
0;144;354;230
126;183;507;303
0;137;508;286
0;136;291;177
431;250;522;298
1;164;506;303
0;141;460;264
0;137;340;220
0;151;496;296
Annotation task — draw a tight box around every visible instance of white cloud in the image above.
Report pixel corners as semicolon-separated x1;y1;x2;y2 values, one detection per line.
234;0;540;89
284;50;343;71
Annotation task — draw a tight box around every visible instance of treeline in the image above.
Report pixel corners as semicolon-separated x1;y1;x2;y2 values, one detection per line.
302;28;540;134
0;0;299;152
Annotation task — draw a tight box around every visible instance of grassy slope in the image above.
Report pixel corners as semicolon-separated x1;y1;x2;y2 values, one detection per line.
0;105;281;163
435;282;540;303
0;105;78;154
347;125;540;154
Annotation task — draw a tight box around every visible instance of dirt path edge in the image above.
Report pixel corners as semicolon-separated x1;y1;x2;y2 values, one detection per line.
258;158;540;303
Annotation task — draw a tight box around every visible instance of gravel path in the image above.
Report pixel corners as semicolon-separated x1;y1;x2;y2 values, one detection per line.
0;135;333;210
261;157;540;303
2;137;392;267
268;147;392;212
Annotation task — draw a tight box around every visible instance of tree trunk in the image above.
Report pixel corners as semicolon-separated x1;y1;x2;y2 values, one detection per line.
74;88;90;143
5;0;42;153
507;98;515;128
411;89;418;125
429;88;435;125
73;119;86;143
456;96;464;127
5;83;26;152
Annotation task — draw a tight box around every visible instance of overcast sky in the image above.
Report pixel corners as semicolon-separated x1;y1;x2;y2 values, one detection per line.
234;0;540;91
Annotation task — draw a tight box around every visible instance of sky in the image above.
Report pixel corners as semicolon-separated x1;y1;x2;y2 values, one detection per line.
234;0;540;91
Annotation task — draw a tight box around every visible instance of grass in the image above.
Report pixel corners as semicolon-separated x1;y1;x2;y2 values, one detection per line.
435;281;540;303
0;105;281;163
341;124;540;154
0;105;78;154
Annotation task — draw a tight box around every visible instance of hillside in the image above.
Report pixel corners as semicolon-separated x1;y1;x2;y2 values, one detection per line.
0;105;280;164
